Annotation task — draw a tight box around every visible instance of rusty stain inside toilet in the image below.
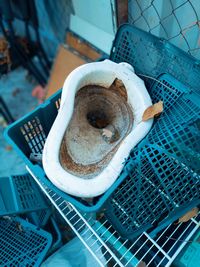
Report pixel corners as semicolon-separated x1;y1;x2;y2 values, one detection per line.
59;79;133;178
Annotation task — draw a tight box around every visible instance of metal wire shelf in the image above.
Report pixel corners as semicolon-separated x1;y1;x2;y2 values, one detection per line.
27;166;200;267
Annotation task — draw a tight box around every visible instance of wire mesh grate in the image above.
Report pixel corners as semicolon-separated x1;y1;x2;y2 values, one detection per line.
128;0;200;60
27;166;200;267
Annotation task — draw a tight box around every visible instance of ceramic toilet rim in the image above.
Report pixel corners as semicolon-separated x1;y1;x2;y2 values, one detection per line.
43;60;153;198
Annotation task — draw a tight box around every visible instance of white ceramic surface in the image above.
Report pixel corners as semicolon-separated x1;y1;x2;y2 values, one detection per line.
43;60;153;198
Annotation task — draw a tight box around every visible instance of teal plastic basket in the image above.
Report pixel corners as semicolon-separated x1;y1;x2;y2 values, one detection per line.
4;91;126;212
148;73;189;109
0;173;48;216
105;83;200;238
110;24;200;94
0;216;52;266
142;92;200;173
105;144;200;239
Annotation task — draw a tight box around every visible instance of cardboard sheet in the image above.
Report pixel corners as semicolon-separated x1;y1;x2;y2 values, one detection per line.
46;45;86;99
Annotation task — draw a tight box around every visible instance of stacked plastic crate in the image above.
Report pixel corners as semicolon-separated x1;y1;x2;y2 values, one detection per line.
0;173;54;266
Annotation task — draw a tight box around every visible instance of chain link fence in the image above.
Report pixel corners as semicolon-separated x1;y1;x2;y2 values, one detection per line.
128;0;200;60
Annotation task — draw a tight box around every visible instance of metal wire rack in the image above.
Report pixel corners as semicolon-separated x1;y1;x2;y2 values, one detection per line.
27;166;200;267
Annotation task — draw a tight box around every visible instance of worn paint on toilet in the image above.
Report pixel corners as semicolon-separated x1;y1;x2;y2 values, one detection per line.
59;81;133;178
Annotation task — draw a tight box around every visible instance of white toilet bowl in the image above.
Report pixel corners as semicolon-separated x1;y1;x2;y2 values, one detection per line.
43;60;153;198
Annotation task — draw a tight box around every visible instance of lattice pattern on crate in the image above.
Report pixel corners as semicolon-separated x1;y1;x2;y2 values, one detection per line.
19;96;61;156
12;174;45;210
0;217;51;266
0;174;48;217
105;144;200;239
146;94;200;172
110;25;200;94
128;0;200;60
148;74;188;109
20;117;46;154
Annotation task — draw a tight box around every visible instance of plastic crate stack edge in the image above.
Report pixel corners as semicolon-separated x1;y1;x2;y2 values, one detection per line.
110;24;200;95
105;78;200;238
0;173;49;216
0;216;52;267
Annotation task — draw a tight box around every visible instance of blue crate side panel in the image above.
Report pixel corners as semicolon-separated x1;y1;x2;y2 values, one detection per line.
0;174;49;216
105;144;200;239
148;73;189;108
45;217;63;255
110;24;200;94
0;177;18;215
12;174;49;211
0;217;52;266
144;92;200;173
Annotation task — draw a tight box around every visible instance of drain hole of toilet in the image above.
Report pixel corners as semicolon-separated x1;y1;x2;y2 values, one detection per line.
87;110;110;129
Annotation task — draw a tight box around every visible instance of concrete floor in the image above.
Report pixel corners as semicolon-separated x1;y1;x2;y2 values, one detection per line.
0;67;38;176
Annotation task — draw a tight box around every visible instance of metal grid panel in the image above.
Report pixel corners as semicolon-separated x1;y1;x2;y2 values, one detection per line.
128;0;200;59
27;166;200;267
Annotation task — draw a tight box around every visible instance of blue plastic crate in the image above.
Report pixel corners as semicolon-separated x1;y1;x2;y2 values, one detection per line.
105;86;200;238
0;216;52;266
105;144;200;239
110;24;200;94
28;212;62;255
148;73;189;110
0;173;48;216
4;91;126;212
142;92;200;173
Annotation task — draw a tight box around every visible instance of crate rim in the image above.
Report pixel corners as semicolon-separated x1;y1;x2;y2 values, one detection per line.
111;23;200;66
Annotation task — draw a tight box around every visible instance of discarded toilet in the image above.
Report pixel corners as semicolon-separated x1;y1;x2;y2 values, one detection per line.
43;60;153;198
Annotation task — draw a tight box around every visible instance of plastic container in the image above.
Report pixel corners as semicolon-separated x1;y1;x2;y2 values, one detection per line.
0;216;52;266
104;75;200;238
105;144;200;239
143;92;200;173
4;88;151;212
0;173;48;216
110;24;200;94
27;212;62;254
148;73;189;110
